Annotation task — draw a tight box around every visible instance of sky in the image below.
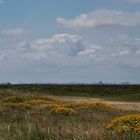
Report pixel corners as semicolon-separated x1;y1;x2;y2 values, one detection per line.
0;0;140;83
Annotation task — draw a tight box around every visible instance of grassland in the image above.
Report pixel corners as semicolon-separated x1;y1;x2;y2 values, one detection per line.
0;84;140;140
1;84;140;101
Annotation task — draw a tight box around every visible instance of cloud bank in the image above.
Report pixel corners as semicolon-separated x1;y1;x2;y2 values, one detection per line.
57;9;140;29
1;28;140;71
14;33;140;68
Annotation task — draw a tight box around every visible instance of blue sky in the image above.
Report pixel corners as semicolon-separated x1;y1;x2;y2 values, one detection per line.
0;0;140;83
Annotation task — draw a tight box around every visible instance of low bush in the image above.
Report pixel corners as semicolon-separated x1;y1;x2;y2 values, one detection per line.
50;106;75;116
107;114;140;134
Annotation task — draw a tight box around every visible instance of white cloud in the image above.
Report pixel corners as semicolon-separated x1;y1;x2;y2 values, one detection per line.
119;50;130;56
57;9;140;29
16;33;140;68
2;28;25;37
17;33;101;65
0;28;26;42
0;52;6;61
103;35;140;67
1;31;140;68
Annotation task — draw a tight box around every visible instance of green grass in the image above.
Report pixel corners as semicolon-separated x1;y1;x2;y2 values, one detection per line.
0;84;140;101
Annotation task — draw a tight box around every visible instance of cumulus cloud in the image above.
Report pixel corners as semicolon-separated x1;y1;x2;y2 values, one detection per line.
17;33;101;65
1;31;140;68
16;33;140;68
57;9;140;29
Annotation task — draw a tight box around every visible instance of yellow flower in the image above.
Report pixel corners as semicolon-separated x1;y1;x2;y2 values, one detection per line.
107;114;140;134
50;106;75;116
1;103;32;111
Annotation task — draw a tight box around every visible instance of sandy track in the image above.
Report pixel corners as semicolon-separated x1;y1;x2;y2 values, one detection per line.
57;96;140;111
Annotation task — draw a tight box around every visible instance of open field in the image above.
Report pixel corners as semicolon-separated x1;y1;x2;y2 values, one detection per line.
0;84;140;140
1;84;140;101
57;96;140;111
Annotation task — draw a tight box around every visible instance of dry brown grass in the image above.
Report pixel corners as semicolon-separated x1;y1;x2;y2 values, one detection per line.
0;94;140;140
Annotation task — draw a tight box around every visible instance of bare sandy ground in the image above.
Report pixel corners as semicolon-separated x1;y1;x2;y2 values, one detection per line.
57;96;140;111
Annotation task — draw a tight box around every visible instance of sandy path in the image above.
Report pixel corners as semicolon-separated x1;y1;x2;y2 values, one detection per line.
57;96;140;111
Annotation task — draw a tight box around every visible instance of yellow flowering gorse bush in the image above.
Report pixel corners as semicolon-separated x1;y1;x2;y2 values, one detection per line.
0;95;114;114
1;103;32;111
107;114;140;134
0;95;56;111
50;106;75;116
